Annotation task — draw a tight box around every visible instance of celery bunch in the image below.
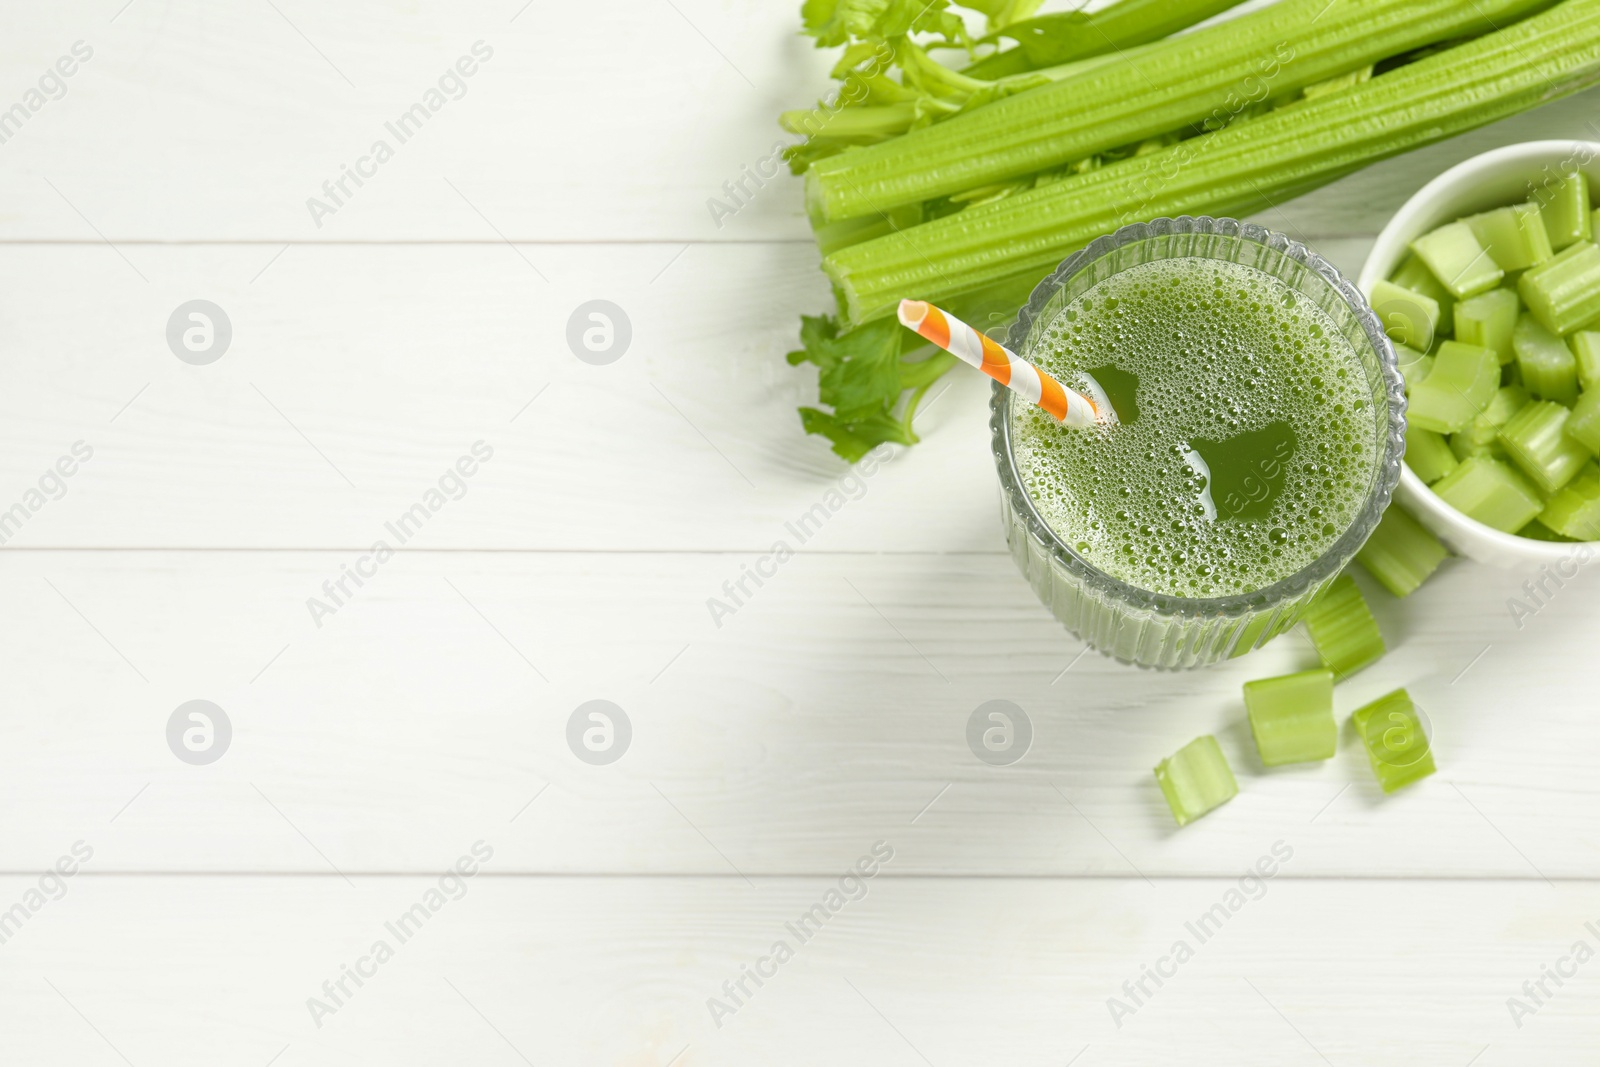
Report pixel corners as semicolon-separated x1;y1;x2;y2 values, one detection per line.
806;0;1555;229
785;0;1600;459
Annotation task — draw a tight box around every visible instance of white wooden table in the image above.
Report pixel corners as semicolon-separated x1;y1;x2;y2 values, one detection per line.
4;2;1599;1063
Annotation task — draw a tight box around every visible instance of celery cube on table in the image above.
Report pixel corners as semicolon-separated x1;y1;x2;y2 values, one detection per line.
1465;203;1553;272
1406;340;1501;433
1431;455;1545;533
1537;170;1593;251
1368;279;1440;351
1571;330;1600;391
1244;668;1337;766
1512;313;1579;404
1300;574;1385;678
1352;689;1436;794
1411;221;1504;299
1390;254;1456;335
1395;344;1434;388
1567;389;1600;453
1518;241;1600;335
1154;736;1237;827
1453;287;1520;363
1357;506;1449;598
1407;424;1459;484
1540;464;1600;540
1499;400;1591;494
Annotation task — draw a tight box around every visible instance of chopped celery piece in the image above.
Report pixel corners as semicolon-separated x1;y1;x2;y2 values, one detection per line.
1432;455;1545;532
1357;505;1448;598
1411;221;1504;299
1535;171;1593;251
1395;345;1434;388
1518;241;1600;335
1244;668;1337;766
1406;340;1500;433
1518;518;1577;542
1512;313;1579;404
1571;331;1600;391
1390;254;1455;336
1369;280;1440;352
1447;385;1523;462
1301;574;1385;678
1464;203;1553;272
1406;424;1459;484
1352;689;1436;794
1449;429;1504;463
1453;287;1520;363
1498;400;1590;494
1540;463;1600;540
1567;389;1600;453
1153;736;1237;827
1483;382;1529;425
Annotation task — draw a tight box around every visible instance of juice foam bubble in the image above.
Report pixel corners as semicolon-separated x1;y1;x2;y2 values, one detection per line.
1011;256;1378;599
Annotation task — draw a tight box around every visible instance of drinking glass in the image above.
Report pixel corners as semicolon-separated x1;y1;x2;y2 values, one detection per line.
989;216;1406;669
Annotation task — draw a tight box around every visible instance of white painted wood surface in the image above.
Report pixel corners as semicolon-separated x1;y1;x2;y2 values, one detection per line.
5;0;1600;1061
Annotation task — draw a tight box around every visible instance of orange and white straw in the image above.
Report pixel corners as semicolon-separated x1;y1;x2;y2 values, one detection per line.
897;300;1105;428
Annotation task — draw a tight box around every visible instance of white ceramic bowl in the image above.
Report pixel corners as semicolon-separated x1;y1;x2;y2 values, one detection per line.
1359;140;1600;569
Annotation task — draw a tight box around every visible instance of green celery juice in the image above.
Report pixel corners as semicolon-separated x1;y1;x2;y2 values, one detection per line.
1011;257;1379;599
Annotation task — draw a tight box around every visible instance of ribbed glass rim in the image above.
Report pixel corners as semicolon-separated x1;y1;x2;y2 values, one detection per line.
990;216;1407;620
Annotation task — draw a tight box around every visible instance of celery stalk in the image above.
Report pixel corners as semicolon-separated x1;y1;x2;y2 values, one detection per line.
1518;241;1600;335
1301;574;1385;678
1357;506;1449;598
1352;689;1436;794
969;0;1248;76
1512;313;1580;404
1499;400;1591;493
1412;222;1504;299
1154;736;1237;827
1245;668;1337;766
1432;455;1546;532
824;0;1600;326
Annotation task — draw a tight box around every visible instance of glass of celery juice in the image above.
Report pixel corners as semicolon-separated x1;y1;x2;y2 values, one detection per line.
992;217;1405;669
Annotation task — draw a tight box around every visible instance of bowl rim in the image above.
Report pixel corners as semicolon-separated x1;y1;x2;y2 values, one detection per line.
1357;138;1600;563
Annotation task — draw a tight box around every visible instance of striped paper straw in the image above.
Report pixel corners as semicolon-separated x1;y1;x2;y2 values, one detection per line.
897;300;1105;428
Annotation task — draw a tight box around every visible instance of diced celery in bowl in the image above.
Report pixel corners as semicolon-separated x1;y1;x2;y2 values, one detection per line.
1382;167;1600;545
